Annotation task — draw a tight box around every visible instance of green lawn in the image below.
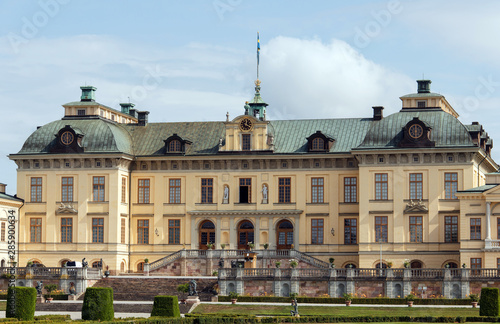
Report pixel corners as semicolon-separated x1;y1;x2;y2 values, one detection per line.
192;304;480;317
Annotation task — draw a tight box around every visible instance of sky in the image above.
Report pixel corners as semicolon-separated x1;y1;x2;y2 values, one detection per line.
0;0;499;194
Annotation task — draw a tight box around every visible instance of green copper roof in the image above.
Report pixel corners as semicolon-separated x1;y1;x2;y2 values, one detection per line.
0;192;23;203
457;184;499;193
356;110;474;150
400;92;444;98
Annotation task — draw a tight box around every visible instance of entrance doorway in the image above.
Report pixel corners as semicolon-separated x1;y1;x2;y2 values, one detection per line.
276;219;293;249
237;220;254;249
199;220;215;250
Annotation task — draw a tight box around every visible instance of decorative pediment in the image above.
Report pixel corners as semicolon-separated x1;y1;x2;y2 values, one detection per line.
398;117;435;148
50;125;84;153
404;200;428;213
306;131;334;152
164;134;192;154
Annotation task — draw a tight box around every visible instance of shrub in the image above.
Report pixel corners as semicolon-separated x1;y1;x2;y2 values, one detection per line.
480;287;499;316
81;287;114;321
228;291;239;299
6;286;36;320
177;283;190;294
151;295;181;317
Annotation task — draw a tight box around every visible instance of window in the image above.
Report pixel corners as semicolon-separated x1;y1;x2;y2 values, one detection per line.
445;216;458;243
311;219;324;244
121;218;126;244
312;137;324;151
92;176;105;202
169;179;181;204
61;177;73;203
169;219;180;244
92;261;101;268
121;177;127;203
239;178;252;203
137;262;145;272
30;177;42;202
201;178;213;203
445;173;458;199
409;173;423;199
30;218;42;243
375;216;387;243
138;179;150;204
169;139;181;152
417;100;426;108
278;177;291;203
409;216;423;243
92;218;104;243
311;178;324;203
344;177;357;203
1;222;5;241
77;109;86;116
138;219;149;244
242;134;251;150
470;218;481;240
375;173;388;200
61;218;72;243
497;258;500;269
344;218;357;244
471;258;482;274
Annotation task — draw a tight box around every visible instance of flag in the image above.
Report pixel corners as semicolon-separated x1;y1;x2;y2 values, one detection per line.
257;32;260;65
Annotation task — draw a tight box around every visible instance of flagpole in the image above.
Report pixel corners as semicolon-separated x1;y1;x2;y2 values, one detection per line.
257;32;260;80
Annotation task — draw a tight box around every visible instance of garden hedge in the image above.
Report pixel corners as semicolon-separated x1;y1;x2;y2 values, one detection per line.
5;286;36;320
81;287;114;321
151;295;181;317
480;287;500;316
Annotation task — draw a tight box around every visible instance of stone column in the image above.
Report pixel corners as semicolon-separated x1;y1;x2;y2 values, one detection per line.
273;268;281;297
403;268;411;297
486;201;492;240
216;218;222;248
236;268;244;295
443;269;451;298
254;217;260;248
144;263;150;276
229;218;235;249
269;218;276;249
460;268;470;298
191;218;197;249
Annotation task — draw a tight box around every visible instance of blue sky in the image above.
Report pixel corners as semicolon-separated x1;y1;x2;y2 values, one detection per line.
1;0;499;193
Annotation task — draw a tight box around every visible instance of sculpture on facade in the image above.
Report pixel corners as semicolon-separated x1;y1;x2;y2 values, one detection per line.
35;281;43;296
189;279;198;296
290;298;299;316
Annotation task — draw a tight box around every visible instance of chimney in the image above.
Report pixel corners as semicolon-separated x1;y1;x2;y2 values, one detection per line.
120;102;135;115
372;106;384;120
137;111;150;126
0;183;6;194
417;80;431;93
80;86;97;102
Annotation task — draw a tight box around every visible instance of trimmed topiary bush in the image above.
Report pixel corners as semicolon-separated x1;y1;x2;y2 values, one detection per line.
151;295;181;317
480;287;500;316
81;287;114;321
6;286;36;320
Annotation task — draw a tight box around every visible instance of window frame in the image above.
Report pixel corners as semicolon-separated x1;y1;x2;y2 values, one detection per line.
239;178;252;203
121;177;127;203
344;177;357;203
61;217;73;243
241;134;251;150
92;176;105;202
311;137;324;151
92;218;104;243
30;218;42;243
30;177;42;203
61;177;74;203
470;218;481;240
201;178;213;203
168;219;181;244
138;179;150;204
444;172;458;199
409;216;423;243
374;173;388;200
137;219;149;245
311;177;324;203
121;218;126;244
169;139;182;152
169;179;181;204
344;218;357;245
445;216;458;243
375;216;388;243
311;218;324;244
278;177;291;203
409;173;423;200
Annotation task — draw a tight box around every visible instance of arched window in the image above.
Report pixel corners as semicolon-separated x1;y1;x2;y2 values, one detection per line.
169;140;182;152
60;259;70;267
137;262;145;272
92;261;101;268
120;261;126;272
312;137;324;151
344;263;357;268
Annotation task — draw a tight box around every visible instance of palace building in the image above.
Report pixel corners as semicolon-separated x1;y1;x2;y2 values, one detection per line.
9;79;499;273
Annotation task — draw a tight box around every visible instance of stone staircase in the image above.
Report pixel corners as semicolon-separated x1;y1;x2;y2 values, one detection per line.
89;277;218;301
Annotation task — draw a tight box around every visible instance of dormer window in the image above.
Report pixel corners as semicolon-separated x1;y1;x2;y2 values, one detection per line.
164;134;192;155
169;140;182;152
50;125;84;154
398;117;435;148
306;131;334;153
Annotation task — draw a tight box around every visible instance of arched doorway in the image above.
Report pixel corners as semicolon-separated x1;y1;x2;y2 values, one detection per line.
410;260;423;268
199;220;215;250
238;220;254;250
276;219;293;249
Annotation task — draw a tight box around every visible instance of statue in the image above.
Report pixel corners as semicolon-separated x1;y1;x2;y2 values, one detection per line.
218;258;224;268
224;186;229;199
290;298;299;316
262;185;268;200
69;282;76;295
35;281;43;296
82;258;88;268
189;279;198;296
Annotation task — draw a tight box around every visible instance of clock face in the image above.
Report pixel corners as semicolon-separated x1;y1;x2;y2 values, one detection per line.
409;124;423;139
61;131;74;145
239;118;253;131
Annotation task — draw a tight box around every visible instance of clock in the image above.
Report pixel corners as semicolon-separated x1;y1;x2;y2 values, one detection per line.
61;131;74;145
408;124;423;139
239;118;253;131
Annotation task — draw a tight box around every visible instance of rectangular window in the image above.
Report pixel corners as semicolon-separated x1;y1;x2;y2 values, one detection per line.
1;222;5;242
445;216;458;243
61;177;73;203
121;218;126;244
169;179;181;204
77;109;86;116
242;134;251;150
278;177;291;203
239;178;252;203
30;218;42;243
121;177;127;203
497;258;500;269
92;176;105;202
409;216;423;243
92;218;104;243
417;100;426;108
30;177;42;202
311;178;324;203
201;178;213;203
138;219;149;244
169;219;181;244
61;218;73;243
344;218;357;244
471;258;482;275
445;172;458;199
311;219;324;244
344;177;357;203
375;173;388;200
409;173;423;200
375;216;388;243
138;179;150;204
470;218;481;240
